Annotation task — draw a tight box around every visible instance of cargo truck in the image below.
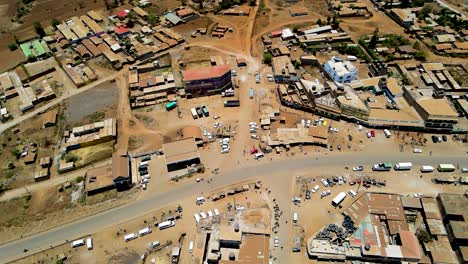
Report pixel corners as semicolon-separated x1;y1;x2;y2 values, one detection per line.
158;220;175;230
438;164;456;172
224;100;240;107
394;162;413;170
191;108;198;119
372;163;392;171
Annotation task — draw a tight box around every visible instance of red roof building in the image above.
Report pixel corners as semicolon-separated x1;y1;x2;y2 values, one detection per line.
271;30;282;37
182;65;232;96
114;25;129;36
116;10;128;19
182;65;231;81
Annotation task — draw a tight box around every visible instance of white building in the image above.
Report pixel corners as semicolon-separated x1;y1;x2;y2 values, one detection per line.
323;57;358;83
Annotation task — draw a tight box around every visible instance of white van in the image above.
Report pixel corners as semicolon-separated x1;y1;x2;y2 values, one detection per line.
349;190;358;197
251;134;259;140
189;241;194;253
124;233;137;242
71;239;85;248
293;212;298;223
86;237;93;250
384;129;391;138
413;148;423;153
254;152;264;159
196;196;205;203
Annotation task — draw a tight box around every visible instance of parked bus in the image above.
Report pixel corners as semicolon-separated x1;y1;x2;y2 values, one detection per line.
191;108;198;119
332;192;347;206
158;220;175;230
165;101;177;111
438;164;456;172
124;233;137;242
138;227;152;237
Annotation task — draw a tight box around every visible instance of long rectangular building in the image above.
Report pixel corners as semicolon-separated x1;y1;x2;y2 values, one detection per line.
182;65;232;96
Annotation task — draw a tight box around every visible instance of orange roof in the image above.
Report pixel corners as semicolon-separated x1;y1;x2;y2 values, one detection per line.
177;8;194;17
182;65;231;82
399;230;421;260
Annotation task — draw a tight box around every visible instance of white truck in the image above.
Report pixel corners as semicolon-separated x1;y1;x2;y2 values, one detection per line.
191;108;198;119
71;239;85;248
86;237;93;250
138;227;152;237
293;212;298;223
124;233;137;242
331;192;347;206
420;165;434;173
158;220;175;230
394;162;413;170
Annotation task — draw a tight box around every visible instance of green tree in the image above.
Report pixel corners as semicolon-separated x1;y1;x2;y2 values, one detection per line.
332;14;340;29
369;28;379;49
33;22;46;37
317;18;322;26
292;25;299;33
401;74;412;85
8;43;18;51
414;50;427;61
293;60;301;69
263;52;272;64
127;10;137;20
249;0;256;6
51;18;60;28
412;41;421;50
147;13;160;26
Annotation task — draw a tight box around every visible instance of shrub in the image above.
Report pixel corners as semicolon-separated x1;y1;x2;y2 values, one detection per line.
8;43;18;51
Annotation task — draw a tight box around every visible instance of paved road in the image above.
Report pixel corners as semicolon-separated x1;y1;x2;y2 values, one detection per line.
436;0;466;18
0;152;466;262
0;158;112;202
0;71;122;135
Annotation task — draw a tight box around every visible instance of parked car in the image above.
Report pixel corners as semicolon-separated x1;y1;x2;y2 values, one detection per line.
370;130;375;137
321;179;329;187
274;237;279;247
312;185;320;193
431;135;438;143
305;189;311;200
320;190;331;197
353;166;363;171
442;135;447;142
